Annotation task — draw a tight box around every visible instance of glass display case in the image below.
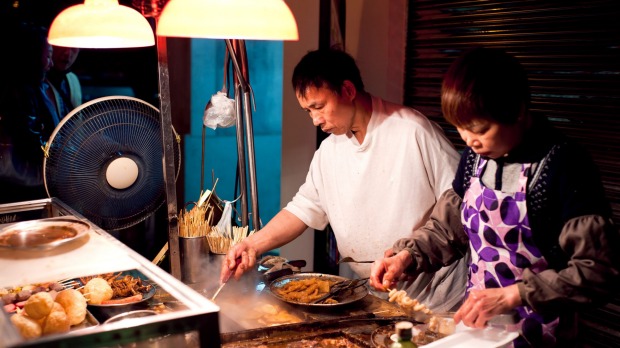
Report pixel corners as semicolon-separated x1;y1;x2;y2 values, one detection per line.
0;198;220;348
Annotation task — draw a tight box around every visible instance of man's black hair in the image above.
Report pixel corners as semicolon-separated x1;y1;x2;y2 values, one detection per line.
292;48;365;97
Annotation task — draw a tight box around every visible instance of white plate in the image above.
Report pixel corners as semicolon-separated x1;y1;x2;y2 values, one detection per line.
421;322;519;348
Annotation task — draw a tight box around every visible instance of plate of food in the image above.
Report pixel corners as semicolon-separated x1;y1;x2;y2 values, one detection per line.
0;217;90;251
268;273;368;307
70;270;155;307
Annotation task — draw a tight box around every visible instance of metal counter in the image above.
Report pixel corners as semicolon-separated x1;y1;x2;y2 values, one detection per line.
0;198;220;348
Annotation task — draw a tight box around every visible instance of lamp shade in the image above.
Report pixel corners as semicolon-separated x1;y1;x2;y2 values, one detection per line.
156;0;298;41
49;0;155;48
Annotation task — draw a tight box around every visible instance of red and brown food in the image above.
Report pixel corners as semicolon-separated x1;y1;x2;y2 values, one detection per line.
2;281;65;313
79;272;152;305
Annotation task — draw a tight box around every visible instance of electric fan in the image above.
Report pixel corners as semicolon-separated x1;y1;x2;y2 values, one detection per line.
43;96;181;231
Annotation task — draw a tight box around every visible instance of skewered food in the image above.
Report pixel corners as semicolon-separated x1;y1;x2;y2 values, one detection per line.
1;282;64;310
83;278;113;305
41;302;70;335
10;314;42;339
427;315;455;336
23;292;54;320
388;289;432;316
8;281;89;340
78;272;152;304
55;289;87;325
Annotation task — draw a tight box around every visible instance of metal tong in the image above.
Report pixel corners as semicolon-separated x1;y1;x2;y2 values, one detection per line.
263;259;307;283
311;277;369;304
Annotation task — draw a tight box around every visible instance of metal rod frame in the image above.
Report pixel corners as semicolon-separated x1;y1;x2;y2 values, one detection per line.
154;33;263;280
225;39;261;231
155;33;181;279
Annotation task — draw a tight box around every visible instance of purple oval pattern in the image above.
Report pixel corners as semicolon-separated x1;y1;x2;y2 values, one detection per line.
461;160;557;345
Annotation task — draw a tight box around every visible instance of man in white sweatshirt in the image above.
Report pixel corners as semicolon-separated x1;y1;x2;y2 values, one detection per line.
221;48;468;312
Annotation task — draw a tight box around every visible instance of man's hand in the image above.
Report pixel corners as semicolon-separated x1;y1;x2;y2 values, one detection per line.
220;240;258;283
454;285;522;328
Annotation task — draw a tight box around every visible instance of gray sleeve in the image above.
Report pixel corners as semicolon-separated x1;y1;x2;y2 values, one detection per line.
393;189;470;274
519;214;620;313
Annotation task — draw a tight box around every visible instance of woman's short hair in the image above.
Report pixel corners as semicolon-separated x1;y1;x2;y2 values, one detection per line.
441;47;530;127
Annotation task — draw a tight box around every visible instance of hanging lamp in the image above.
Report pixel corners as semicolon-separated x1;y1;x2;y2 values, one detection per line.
48;0;155;48
156;0;298;40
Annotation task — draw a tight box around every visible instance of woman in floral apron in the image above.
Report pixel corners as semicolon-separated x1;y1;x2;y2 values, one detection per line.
369;47;619;347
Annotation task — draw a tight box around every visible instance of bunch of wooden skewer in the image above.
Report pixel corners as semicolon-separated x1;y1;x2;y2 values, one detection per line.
206;225;255;254
178;179;256;254
179;181;219;238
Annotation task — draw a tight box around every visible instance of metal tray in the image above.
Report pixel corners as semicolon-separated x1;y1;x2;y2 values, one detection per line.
72;309;100;331
0;217;90;251
6;309;99;336
268;273;368;307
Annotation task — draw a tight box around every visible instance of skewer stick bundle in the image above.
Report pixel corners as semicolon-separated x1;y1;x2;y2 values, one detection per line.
206;226;255;254
179;181;219;238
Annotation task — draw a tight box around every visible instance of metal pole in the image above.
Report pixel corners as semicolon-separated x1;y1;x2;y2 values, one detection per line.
155;32;181;279
242;88;260;231
233;82;249;227
225;39;261;231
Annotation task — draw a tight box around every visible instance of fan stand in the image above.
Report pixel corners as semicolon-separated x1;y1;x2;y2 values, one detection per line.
155;33;181;278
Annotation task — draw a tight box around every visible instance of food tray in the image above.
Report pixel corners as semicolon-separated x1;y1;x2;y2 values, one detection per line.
75;270;158;322
268;273;368;307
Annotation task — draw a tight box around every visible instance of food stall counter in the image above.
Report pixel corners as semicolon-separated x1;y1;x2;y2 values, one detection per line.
0;198;221;348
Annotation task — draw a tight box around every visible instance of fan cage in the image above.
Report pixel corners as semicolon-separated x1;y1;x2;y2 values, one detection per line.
44;96;180;231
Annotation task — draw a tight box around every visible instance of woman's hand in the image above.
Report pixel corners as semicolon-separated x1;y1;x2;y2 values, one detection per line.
369;250;413;291
454;285;522;328
220;240;258;283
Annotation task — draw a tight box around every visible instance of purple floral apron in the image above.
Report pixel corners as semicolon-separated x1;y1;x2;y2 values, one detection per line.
461;157;559;347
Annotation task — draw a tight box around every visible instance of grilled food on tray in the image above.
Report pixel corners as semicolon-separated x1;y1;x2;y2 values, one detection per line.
273;277;339;304
83;278;113;305
79;272;153;305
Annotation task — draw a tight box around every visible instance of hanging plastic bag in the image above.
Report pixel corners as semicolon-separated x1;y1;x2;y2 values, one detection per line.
203;91;236;130
215;200;234;239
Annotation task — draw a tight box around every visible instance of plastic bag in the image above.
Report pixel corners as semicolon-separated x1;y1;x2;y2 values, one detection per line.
203;91;236;130
215;201;234;239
